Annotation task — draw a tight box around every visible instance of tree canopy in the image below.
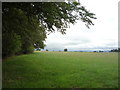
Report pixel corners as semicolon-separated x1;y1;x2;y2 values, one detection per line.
2;2;96;58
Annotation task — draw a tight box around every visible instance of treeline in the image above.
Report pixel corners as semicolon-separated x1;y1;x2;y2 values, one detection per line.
110;48;120;52
2;2;96;58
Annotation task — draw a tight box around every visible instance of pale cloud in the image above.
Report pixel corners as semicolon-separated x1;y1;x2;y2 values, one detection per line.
44;0;119;51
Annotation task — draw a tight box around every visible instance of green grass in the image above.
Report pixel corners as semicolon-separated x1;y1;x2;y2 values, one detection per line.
3;51;118;88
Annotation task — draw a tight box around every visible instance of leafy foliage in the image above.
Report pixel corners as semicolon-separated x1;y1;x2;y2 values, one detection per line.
2;32;21;57
2;7;46;57
2;2;96;57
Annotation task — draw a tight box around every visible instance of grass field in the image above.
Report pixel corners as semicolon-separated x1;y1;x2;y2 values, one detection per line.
3;51;118;88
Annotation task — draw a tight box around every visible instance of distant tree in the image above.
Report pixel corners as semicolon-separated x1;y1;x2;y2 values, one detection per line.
64;48;68;52
110;48;120;52
36;48;41;51
99;50;104;52
118;48;120;52
46;49;48;51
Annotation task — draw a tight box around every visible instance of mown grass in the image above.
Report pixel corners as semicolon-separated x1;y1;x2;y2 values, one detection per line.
3;51;118;88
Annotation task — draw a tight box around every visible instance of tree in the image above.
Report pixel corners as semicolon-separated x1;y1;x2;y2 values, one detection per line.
2;2;96;58
2;7;46;57
110;48;120;52
99;50;104;52
3;2;96;33
36;48;41;51
64;48;68;52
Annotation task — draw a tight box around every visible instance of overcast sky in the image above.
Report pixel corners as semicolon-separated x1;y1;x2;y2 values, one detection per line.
44;0;119;51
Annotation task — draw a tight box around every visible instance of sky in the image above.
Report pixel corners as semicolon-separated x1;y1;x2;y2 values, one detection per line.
44;0;119;51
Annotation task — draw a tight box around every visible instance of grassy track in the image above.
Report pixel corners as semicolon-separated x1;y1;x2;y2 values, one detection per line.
3;52;118;88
